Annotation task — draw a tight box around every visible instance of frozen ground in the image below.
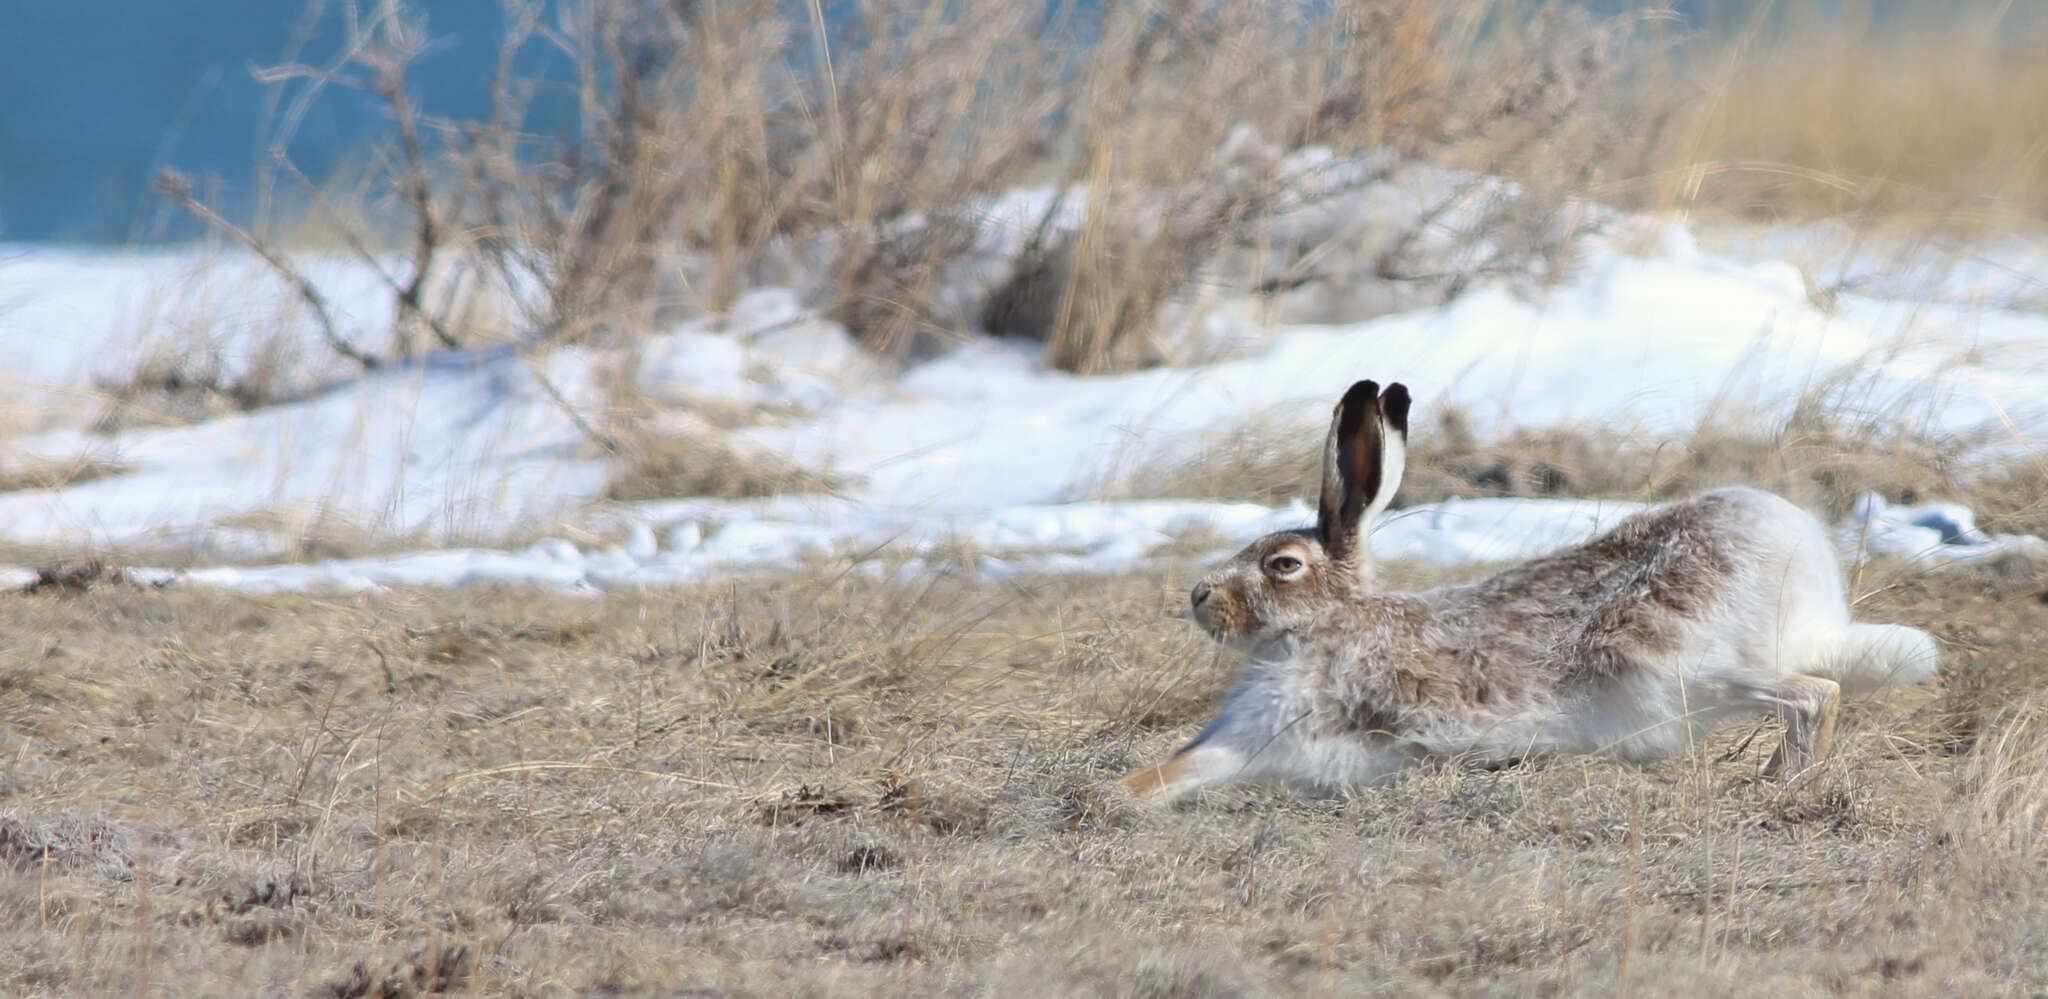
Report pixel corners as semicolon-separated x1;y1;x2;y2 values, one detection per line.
4;162;2047;593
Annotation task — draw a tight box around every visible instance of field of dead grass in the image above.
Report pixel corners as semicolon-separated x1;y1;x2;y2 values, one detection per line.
1;553;2045;997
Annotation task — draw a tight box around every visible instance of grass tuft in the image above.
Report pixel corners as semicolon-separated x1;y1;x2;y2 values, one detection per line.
0;455;134;495
602;425;836;503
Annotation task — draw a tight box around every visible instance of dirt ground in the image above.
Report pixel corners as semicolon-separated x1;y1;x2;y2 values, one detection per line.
1;554;2045;997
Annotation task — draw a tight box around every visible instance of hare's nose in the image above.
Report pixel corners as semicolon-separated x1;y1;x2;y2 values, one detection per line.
1190;582;1213;609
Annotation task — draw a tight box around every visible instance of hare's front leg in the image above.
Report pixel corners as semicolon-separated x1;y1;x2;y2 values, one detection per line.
1118;743;1248;804
1758;675;1841;778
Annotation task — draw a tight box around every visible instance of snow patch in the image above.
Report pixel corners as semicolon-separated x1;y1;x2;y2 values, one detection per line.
0;345;611;553
18;492;2028;596
1839;492;2048;566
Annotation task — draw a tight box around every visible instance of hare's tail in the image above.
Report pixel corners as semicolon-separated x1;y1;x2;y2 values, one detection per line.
1807;624;1940;697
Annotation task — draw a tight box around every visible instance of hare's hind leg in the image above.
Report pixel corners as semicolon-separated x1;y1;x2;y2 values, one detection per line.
1759;675;1841;779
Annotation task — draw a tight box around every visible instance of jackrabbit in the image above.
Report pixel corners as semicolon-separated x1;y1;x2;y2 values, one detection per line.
1120;380;1939;803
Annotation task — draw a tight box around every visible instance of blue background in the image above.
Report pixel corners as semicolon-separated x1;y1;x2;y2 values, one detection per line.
0;1;1942;243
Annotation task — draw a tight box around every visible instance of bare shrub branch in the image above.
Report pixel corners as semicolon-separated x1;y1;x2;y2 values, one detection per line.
153;170;382;372
158;0;1679;388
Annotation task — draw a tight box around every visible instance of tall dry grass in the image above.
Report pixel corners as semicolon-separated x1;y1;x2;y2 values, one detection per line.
1091;385;1988;526
144;1;2048;393
1656;2;2048;225
159;0;1670;382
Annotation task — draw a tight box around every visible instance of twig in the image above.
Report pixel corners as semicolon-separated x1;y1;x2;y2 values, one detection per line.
413;761;738;800
273;154;466;353
1656;877;1869;901
154;170;382;371
520;348;624;455
366;0;461;350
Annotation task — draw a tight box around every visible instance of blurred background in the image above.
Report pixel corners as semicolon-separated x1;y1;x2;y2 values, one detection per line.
5;0;2044;245
4;0;2047;569
4;3;527;243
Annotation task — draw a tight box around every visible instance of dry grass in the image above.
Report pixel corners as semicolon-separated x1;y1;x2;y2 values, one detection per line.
1096;394;1999;526
0;455;134;495
1656;2;2048;225
1086;407;1658;509
1965;457;2048;541
601;426;837;504
0;555;2044;996
150;0;1677;381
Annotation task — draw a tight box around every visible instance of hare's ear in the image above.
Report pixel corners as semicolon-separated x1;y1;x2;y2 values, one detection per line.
1316;380;1410;568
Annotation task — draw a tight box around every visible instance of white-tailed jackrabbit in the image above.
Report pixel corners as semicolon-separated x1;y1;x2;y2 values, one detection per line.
1120;380;1939;804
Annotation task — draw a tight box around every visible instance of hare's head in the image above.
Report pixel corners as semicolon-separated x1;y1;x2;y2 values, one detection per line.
1190;380;1410;651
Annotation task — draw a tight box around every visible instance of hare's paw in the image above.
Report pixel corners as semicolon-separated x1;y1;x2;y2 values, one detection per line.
1116;745;1247;806
1759;675;1841;779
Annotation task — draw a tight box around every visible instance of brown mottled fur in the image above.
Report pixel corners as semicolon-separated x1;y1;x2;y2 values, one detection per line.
1198;492;1764;747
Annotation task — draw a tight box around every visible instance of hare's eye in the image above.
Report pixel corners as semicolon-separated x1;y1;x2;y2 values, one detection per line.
1266;554;1304;577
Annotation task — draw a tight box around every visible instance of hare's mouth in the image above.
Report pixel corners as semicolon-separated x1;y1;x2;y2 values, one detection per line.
1189;604;1238;644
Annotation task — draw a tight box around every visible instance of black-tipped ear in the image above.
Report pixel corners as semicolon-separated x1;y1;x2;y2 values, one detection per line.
1381;383;1411;438
1316;380;1384;566
1315;379;1412;572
